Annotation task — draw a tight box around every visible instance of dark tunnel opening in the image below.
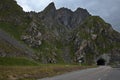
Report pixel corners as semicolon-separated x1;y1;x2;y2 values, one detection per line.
97;58;106;66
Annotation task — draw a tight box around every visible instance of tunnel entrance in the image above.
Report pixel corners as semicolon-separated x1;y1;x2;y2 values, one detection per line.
97;58;106;65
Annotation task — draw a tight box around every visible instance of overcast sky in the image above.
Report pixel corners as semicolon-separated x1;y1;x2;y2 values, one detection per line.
16;0;120;32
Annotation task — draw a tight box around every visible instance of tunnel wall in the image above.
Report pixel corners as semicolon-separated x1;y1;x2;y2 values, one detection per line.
95;54;110;65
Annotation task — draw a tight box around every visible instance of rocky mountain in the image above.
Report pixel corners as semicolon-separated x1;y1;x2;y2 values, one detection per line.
0;0;120;65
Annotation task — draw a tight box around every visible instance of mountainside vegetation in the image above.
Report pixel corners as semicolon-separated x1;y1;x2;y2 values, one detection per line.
0;0;120;65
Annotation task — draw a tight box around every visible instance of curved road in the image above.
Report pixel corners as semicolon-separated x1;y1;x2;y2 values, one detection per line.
39;66;120;80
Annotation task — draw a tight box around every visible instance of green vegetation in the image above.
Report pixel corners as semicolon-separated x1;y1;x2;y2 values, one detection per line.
72;16;120;64
0;39;21;54
0;0;120;66
0;64;93;80
0;32;29;58
0;57;38;66
0;0;23;17
0;22;25;40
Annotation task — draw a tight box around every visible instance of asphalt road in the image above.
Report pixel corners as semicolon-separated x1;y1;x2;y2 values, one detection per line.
102;67;120;80
39;66;120;80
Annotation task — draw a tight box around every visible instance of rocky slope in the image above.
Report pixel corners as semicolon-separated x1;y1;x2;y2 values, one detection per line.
0;29;36;58
0;0;120;64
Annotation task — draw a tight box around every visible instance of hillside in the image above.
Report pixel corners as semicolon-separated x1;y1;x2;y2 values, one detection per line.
0;0;120;65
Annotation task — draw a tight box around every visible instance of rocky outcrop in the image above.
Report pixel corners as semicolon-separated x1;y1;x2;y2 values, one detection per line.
72;16;120;64
21;22;42;47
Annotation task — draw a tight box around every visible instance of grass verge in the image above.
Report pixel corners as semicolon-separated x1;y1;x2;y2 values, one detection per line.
0;57;38;66
0;64;94;80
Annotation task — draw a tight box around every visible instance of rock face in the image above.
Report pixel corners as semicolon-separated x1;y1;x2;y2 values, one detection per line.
0;0;120;64
0;29;36;59
21;22;42;47
38;3;90;29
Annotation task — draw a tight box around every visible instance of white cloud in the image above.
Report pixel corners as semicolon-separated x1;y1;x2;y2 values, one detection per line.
16;0;31;11
16;0;53;12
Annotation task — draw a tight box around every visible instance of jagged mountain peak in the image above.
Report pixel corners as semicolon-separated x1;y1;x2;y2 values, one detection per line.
75;8;87;12
57;7;73;12
44;2;56;11
48;2;55;7
39;3;90;28
74;8;90;15
40;2;56;18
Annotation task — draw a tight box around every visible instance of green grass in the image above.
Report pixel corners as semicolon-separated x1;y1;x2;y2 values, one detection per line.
0;22;21;39
0;0;23;17
0;57;38;66
0;64;94;80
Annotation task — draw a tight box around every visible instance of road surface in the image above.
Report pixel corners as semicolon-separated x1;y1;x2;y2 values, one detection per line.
39;66;120;80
